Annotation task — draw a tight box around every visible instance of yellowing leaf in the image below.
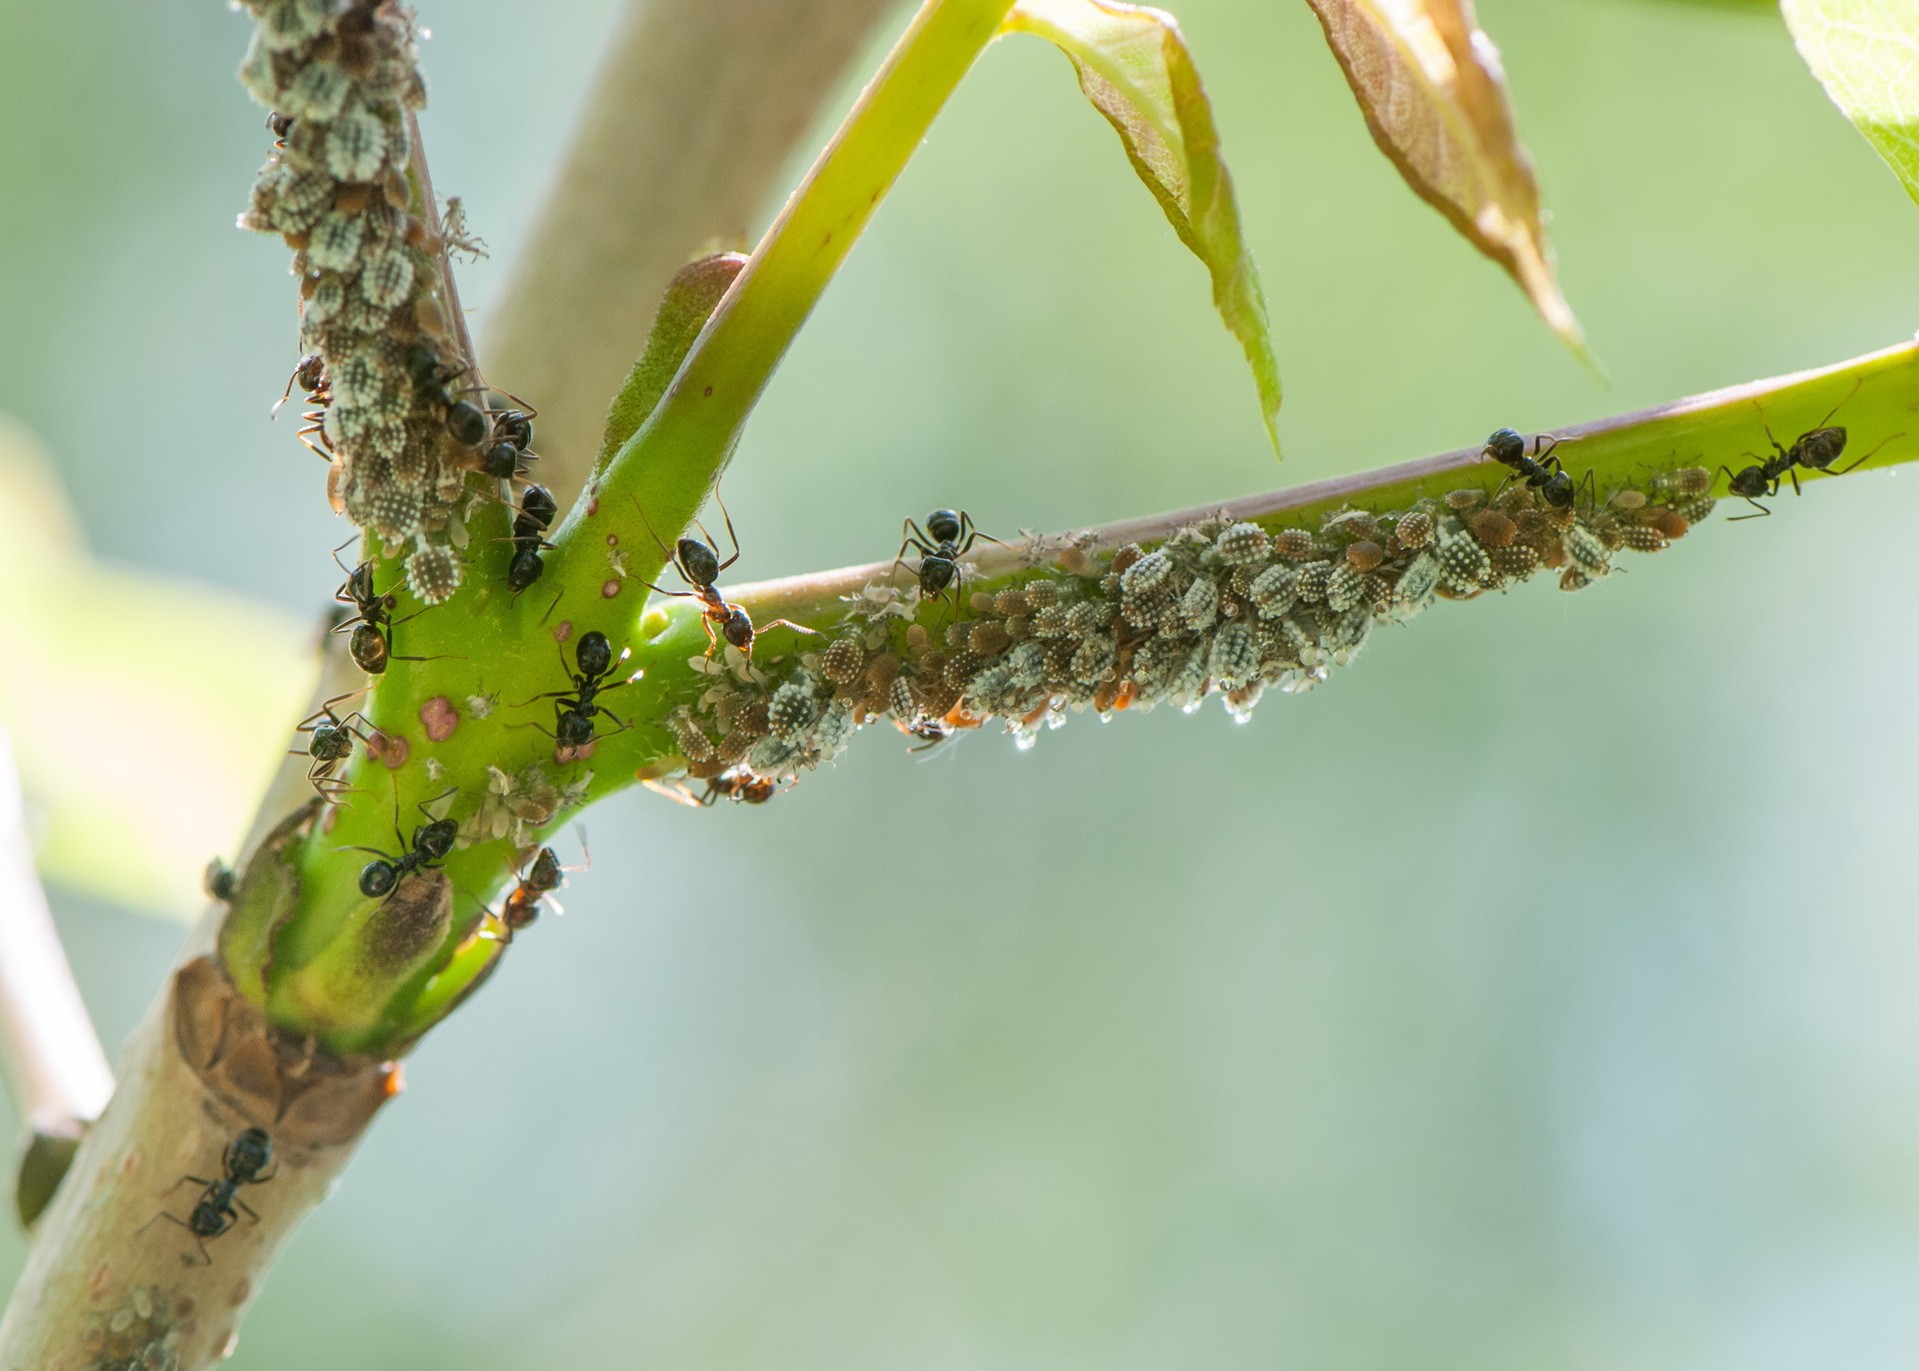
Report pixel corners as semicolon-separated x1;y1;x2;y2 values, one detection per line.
1304;0;1591;366
1782;0;1919;211
1002;0;1283;453
0;419;313;919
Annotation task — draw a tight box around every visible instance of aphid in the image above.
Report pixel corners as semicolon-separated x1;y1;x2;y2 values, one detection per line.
1653;466;1713;497
289;694;370;800
148;1127;275;1266
638;497;816;657
203;857;236;903
507;483;557;592
346;791;460;899
528;630;631;750
330;544;419;675
1482;428;1576;508
896;508;999;604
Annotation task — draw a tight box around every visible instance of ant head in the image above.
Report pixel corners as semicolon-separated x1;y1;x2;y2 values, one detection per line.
349;622;389;674
677;537;721;588
492;409;534;449
720;606;755;650
576;631;614;678
481;441;521;479
403;341;443;386
346;561;377;606
229;1128;273;1178
926;509;963;543
294;353;325;392
1484;429;1525;467
417;818;458;862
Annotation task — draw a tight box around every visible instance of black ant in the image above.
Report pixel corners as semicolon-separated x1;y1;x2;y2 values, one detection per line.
290;693;371;801
402;341;489;448
147;1126;275;1266
479;402;538;481
527;630;631;751
1482;429;1576;508
507;483;557;592
1721;385;1895;519
266;111;293;147
274;351;326;422
331;543;424;675
637;497;817;657
345;789;459;899
896;508;999;603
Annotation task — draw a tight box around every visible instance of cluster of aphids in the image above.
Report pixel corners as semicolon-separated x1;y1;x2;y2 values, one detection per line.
664;447;1720;789
236;0;534;603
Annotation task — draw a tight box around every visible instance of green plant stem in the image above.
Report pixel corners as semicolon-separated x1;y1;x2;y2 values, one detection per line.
288;0;1021;1051
568;336;1919;783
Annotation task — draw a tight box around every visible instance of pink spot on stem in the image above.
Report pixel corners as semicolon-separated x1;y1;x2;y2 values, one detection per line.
368;731;410;769
552;620;573;644
601;579;622;598
420;696;458;742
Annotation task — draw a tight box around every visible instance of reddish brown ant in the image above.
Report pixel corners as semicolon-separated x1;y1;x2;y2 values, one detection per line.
634;496;819;658
499;838;587;934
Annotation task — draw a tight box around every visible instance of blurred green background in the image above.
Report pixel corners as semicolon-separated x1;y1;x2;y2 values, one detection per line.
7;0;1919;1365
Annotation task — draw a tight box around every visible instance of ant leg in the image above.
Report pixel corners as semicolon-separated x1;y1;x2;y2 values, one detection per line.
1531;434;1561;464
1787;467;1803;497
1831;430;1904;476
895;520;933;570
642;778;705;808
758;617;824;640
1812;375;1865;431
712;490;742;574
235;1199;261;1225
628;496;676;561
1727;500;1771;521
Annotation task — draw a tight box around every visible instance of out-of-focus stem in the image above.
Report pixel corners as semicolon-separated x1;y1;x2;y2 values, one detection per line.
0;726;112;1227
482;0;907;511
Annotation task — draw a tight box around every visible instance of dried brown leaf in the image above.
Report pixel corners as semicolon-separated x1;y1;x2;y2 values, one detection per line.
1305;0;1593;367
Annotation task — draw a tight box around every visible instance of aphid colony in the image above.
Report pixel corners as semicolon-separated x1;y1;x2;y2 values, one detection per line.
662;465;1719;789
236;0;525;603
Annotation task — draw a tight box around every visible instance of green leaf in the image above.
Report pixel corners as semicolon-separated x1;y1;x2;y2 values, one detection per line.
1782;0;1919;210
1001;0;1282;453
